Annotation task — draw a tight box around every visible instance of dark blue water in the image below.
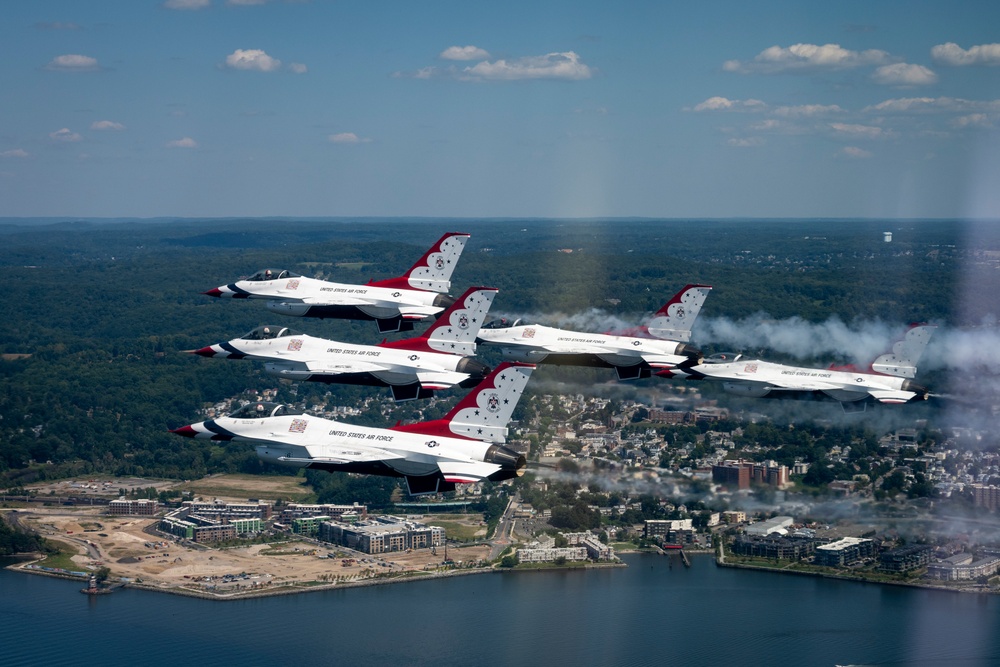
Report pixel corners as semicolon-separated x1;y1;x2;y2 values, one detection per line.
3;555;999;666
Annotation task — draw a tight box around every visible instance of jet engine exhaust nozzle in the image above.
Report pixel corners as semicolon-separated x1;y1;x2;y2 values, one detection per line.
456;357;491;381
484;444;527;478
901;380;929;400
676;343;703;361
432;293;457;311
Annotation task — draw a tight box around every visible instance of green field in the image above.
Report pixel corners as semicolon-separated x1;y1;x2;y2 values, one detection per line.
176;474;314;502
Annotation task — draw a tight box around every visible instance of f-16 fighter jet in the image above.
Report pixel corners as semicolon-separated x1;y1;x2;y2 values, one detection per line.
475;284;711;380
203;232;470;333
171;362;534;495
190;286;497;402
662;324;936;412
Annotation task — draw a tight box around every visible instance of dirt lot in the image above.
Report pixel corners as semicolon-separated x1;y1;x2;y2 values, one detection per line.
12;508;491;594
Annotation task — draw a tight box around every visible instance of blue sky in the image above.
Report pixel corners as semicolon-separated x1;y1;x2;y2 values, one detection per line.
2;0;999;219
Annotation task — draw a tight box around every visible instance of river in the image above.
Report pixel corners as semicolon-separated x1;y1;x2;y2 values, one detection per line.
3;554;999;666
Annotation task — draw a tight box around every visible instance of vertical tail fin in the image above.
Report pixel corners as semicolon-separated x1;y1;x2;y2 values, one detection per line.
391;362;535;443
367;232;470;293
870;324;936;378
645;284;712;342
379;286;498;356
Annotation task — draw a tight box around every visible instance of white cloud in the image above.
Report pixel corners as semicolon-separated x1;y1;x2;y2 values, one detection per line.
224;49;282;72
34;22;81;30
830;122;890;139
163;0;210;9
727;137;764;147
932;42;1000;66
771;104;844;117
227;0;268;4
864;97;1000;114
724;43;890;73
691;96;766;112
440;45;490;61
44;54;100;71
461;51;592;81
328;132;371;144
91;120;125;131
748;119;783;131
166;137;198;148
840;146;872;158
952;114;993;129
0;149;29;158
288;62;307;74
871;63;937;86
49;128;82;142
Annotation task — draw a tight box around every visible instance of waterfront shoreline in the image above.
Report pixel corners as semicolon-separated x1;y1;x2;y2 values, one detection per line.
715;557;997;596
7;554;626;601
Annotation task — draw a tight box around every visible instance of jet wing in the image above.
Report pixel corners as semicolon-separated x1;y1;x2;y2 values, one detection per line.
437;461;502;484
304;359;387;375
277;445;403;466
300;294;373;306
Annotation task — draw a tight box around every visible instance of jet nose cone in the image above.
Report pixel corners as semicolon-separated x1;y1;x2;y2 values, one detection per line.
169;425;198;438
202;287;224;297
191;346;217;358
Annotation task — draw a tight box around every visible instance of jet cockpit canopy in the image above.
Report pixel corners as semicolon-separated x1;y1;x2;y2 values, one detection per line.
241;326;299;340
704;352;743;364
247;269;301;282
228;402;303;419
483;317;532;329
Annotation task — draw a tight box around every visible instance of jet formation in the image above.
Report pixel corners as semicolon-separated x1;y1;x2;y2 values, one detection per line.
191;286;497;402
203;232;469;333
176;231;938;494
476;284;711;380
172;362;533;496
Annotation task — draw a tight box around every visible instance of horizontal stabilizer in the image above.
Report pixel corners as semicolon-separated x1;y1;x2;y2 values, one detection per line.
415;370;467;389
438;461;501;484
868;389;917;404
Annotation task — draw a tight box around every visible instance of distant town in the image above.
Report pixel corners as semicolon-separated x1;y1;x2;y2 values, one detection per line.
6;378;1000;597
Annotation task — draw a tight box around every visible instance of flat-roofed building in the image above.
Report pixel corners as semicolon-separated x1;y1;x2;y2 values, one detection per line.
192;523;236;543
733;535;814;561
109;498;159;516
879;544;933;573
745;516;794;537
814;537;875;567
926;554;1000;581
518;546;588;563
319;516;444;554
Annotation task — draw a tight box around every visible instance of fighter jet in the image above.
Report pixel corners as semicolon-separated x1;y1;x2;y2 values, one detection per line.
203;232;470;333
190;286;498;402
475;284;711;380
662;324;936;412
170;362;534;495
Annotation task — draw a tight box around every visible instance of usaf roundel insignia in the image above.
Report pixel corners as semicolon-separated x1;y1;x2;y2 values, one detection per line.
458;314;469;329
425;440;440;448
486;393;501;413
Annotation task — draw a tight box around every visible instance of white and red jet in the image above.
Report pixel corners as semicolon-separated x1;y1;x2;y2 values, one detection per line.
191;286;497;402
664;324;936;411
171;362;534;495
203;232;469;333
475;284;711;380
